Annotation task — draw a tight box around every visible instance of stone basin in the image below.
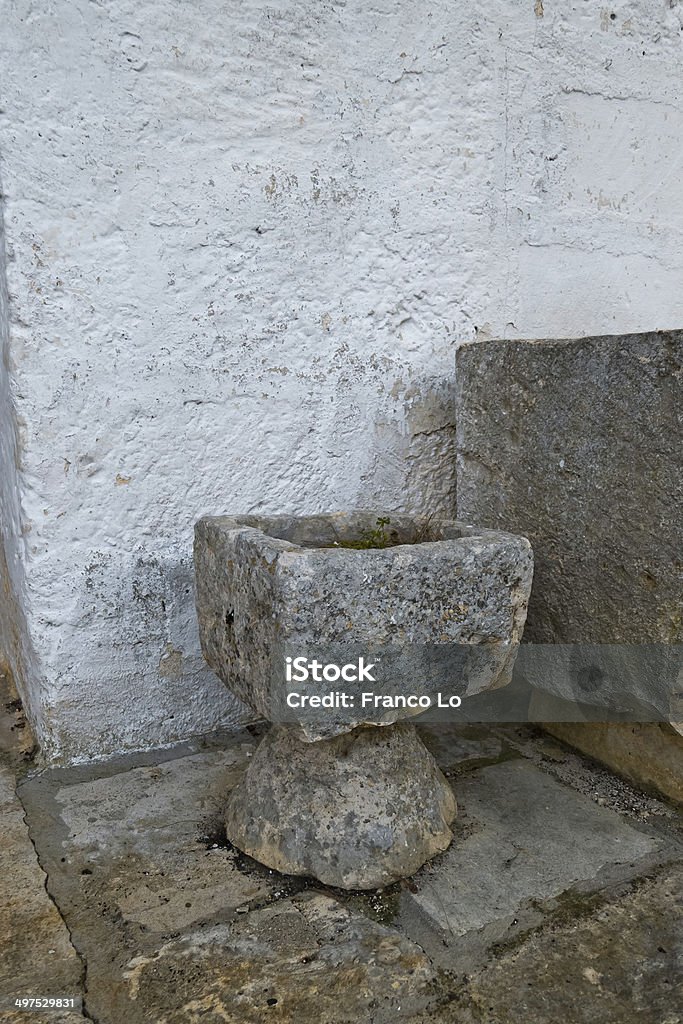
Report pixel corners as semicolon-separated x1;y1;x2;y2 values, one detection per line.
194;512;533;738
194;511;533;888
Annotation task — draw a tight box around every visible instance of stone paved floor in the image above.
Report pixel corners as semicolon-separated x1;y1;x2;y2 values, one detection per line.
1;684;682;1023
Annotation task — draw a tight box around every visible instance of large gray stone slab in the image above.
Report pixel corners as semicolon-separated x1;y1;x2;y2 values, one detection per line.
401;760;661;965
463;865;683;1024
456;331;682;646
41;743;274;936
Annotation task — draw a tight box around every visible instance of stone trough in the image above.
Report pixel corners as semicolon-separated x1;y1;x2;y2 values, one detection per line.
194;512;533;889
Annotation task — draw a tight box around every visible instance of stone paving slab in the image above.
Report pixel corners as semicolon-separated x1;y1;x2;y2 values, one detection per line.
0;688;88;1024
460;864;683;1024
0;675;87;1022
17;734;451;1022
9;721;683;1023
117;892;441;1024
48;743;274;936
399;760;665;969
0;764;86;1020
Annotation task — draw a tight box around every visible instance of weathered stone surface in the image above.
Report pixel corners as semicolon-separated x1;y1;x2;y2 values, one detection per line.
194;512;533;739
14;716;682;1024
120;892;442;1024
226;722;457;890
0;675;86;1020
195;512;531;886
462;866;683;1024
400;759;660;966
0;766;86;1018
418;723;505;770
515;642;680;722
456;330;682;794
530;690;683;804
1;1011;87;1024
15;729;454;1023
44;742;273;936
456;331;682;646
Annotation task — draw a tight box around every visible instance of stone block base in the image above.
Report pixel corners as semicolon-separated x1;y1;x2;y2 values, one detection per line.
225;722;457;890
543;721;683;805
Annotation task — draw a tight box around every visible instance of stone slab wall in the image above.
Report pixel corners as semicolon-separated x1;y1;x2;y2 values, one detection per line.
2;1;683;760
456;332;683;799
536;715;683;805
456;332;682;645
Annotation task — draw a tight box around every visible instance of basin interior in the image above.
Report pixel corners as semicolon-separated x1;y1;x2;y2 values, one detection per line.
226;512;482;550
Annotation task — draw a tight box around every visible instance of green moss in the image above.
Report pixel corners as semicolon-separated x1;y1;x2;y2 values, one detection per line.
336;517;396;550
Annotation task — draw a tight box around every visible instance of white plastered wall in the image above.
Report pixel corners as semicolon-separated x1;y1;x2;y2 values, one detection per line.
0;193;37;723
0;0;682;761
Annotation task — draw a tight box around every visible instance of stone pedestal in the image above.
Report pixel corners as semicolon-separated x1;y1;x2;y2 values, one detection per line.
225;722;456;890
194;512;533;888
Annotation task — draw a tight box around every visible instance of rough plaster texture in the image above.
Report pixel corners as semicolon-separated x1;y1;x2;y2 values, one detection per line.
2;0;683;760
0;206;34;710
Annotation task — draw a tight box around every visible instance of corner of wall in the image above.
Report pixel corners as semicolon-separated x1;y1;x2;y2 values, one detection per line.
0;175;43;745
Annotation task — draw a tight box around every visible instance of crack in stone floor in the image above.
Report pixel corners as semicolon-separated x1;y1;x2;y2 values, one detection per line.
2;688;682;1024
0;676;90;1022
